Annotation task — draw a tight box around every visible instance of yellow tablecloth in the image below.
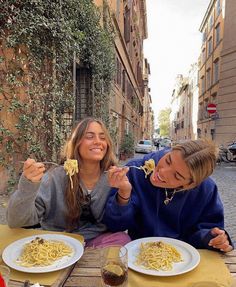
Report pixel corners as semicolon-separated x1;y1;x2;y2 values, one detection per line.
128;249;233;287
0;224;84;286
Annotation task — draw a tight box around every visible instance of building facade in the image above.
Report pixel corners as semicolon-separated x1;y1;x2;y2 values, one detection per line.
198;0;236;145
170;63;199;143
94;0;153;156
142;58;154;140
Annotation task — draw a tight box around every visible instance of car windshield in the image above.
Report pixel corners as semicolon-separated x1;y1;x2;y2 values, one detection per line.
139;140;152;145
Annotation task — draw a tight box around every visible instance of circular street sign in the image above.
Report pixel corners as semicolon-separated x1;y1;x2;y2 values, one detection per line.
207;103;217;114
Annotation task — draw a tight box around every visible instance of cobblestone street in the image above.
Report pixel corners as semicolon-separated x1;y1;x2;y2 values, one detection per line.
0;162;235;244
211;162;236;244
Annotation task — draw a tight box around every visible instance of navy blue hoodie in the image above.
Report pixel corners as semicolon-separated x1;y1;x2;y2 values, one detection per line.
103;150;232;249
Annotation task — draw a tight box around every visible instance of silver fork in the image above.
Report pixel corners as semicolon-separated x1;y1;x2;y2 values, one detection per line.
18;161;59;166
104;166;142;173
127;165;142;170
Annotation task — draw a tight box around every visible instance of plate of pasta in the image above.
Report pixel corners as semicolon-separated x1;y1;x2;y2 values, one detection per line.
125;237;200;276
2;234;84;273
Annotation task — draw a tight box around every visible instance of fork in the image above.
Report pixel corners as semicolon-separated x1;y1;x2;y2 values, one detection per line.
127;165;142;170
18;161;59;166
104;166;142;173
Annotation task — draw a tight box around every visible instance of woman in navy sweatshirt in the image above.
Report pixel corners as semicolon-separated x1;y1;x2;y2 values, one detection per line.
103;139;234;252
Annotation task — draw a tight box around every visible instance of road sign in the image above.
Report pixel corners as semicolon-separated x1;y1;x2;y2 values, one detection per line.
207;103;217;114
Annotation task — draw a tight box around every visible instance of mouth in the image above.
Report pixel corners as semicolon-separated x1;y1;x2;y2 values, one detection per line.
89;147;103;152
153;171;165;183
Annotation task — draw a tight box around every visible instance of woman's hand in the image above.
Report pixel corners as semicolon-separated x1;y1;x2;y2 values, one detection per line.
208;227;233;252
23;158;46;182
107;166;132;202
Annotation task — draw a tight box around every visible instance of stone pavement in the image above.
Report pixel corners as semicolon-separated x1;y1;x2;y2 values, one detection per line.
211;162;236;243
0;162;235;244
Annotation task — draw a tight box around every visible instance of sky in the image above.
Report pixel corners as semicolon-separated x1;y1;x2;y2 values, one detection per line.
144;0;210;124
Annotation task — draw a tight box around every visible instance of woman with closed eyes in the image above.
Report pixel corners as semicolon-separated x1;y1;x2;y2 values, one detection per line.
7;117;130;247
104;139;234;252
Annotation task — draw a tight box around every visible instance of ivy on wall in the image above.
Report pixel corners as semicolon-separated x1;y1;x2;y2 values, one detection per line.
0;0;115;191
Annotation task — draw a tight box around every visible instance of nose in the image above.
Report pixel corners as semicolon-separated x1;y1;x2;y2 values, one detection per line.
93;135;102;144
159;166;172;181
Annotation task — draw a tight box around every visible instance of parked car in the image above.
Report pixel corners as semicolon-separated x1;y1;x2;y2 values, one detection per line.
159;138;171;148
135;139;154;154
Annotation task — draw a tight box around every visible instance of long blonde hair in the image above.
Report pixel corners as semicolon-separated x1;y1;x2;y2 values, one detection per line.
172;139;219;188
62;117;117;230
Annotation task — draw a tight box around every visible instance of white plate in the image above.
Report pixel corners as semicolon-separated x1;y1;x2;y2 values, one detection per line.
2;234;84;273
125;237;200;276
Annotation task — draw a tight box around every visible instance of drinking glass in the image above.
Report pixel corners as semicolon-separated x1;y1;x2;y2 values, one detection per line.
0;265;10;287
100;245;128;287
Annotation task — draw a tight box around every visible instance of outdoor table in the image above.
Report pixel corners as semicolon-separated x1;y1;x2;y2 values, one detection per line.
63;248;236;287
0;224;235;287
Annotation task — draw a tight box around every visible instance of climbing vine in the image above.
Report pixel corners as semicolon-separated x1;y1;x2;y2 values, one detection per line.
0;0;115;191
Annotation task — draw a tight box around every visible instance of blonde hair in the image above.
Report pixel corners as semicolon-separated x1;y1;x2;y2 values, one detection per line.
172;139;219;188
62;117;117;230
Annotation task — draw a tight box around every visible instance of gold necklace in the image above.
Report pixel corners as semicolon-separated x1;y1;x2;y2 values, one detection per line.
164;189;176;205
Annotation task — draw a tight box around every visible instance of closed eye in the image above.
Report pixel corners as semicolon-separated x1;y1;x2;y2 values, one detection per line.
175;174;182;181
169;154;186;181
165;156;171;165
85;133;94;139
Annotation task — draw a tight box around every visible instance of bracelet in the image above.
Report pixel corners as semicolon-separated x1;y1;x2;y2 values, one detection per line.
117;193;130;201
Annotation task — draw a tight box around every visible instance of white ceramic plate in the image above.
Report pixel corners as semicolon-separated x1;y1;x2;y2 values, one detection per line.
125;237;200;276
2;234;84;273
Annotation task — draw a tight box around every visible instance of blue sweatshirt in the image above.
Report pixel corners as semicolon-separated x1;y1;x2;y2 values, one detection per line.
103;150;230;249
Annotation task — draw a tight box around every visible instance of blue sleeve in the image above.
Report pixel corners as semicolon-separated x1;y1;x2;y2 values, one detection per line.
186;182;233;249
102;186;140;232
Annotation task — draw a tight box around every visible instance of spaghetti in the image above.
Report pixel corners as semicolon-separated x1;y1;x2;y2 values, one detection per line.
64;159;78;189
135;241;182;271
16;237;73;267
140;159;155;178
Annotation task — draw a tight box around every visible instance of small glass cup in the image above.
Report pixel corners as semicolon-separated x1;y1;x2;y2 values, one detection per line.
100;245;128;287
0;265;10;287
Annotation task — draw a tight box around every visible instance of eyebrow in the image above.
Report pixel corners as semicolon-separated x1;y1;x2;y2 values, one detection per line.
86;131;105;135
169;154;186;180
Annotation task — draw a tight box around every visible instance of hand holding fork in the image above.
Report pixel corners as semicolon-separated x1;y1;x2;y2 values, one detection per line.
19;159;52;183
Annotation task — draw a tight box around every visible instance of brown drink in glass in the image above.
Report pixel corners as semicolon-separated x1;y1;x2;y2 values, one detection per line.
101;246;128;287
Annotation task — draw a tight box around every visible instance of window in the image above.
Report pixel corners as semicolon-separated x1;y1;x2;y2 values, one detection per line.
206;69;211;89
202;48;206;64
124;7;130;43
116;58;121;86
201;76;205;95
198;103;204;121
214;59;219;83
215;23;220;45
216;0;221;16
209;15;213;30
125;121;129;134
75;67;92;120
122;70;126;93
208;37;213;56
202;30;206;43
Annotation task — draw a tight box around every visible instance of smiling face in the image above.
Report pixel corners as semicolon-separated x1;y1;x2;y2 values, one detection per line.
78;122;108;163
150;150;193;189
